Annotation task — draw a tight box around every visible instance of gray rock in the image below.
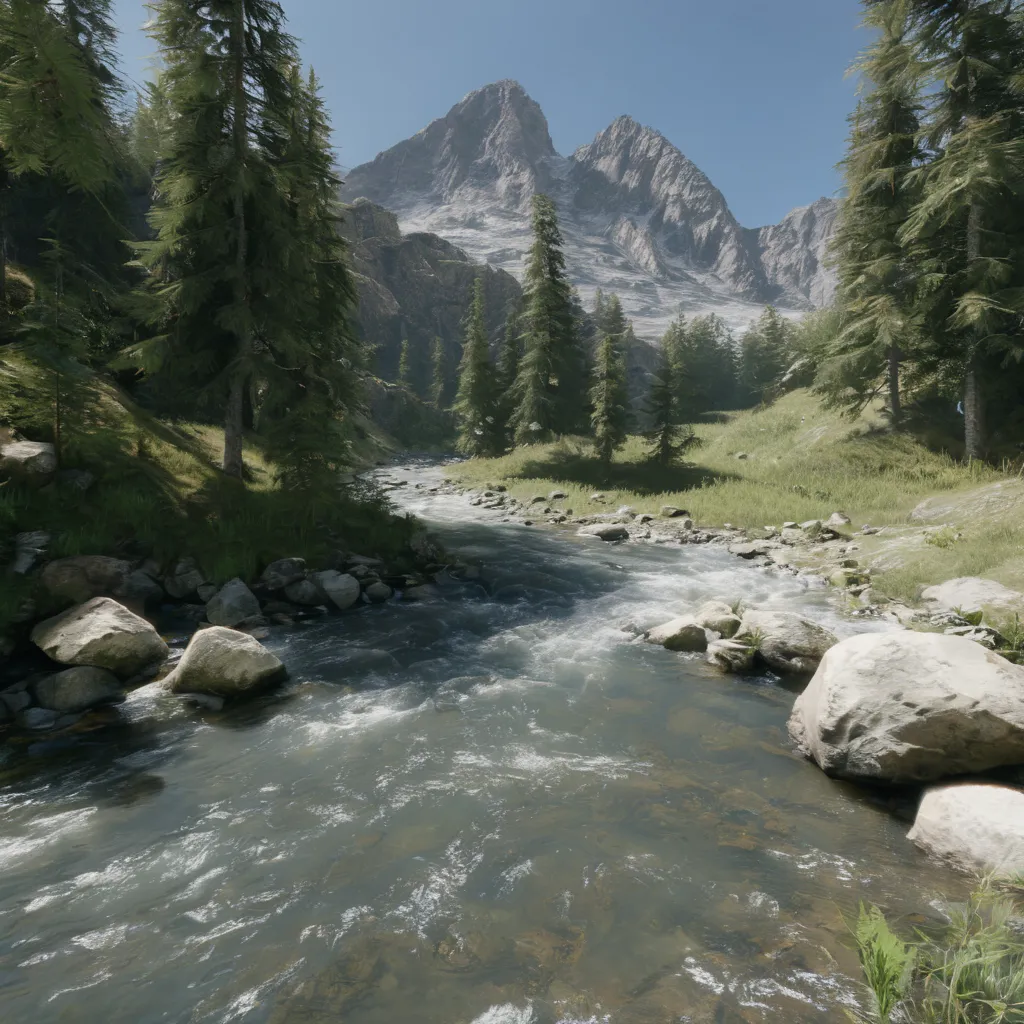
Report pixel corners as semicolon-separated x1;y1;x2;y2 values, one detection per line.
825;512;852;529
800;520;823;539
39;555;133;608
196;583;218;603
645;617;709;653
548;490;568;501
18;706;61;731
788;631;1024;783
694;600;741;638
728;541;775;560
206;578;261;628
921;577;1024;617
365;581;393;603
31;597;169;678
402;583;442;602
735;608;837;675
944;624;1006;649
908;784;1024;877
163;557;207;600
660;505;689;518
706;639;756;673
314;570;361;610
10;530;50;575
164;626;286;699
590;493;608;503
120;570;165;613
578;524;629;542
55;468;95;492
1;440;57;480
0;687;31;715
260;557;307;590
33;666;123;713
284;578;326;607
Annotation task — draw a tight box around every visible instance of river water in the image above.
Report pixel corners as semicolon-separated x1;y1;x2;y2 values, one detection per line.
0;463;966;1024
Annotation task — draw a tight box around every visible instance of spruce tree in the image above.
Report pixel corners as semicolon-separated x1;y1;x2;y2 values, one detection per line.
494;309;521;447
589;307;629;470
738;307;794;406
510;194;578;443
429;336;448;408
899;0;1024;457
452;276;496;455
398;337;413;390
646;336;678;465
829;0;924;424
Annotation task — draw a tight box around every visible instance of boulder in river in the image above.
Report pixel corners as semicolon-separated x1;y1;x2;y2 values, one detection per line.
789;631;1024;783
921;577;1024;618
364;581;393;604
32;666;124;713
313;570;361;610
31;597;169;678
578;524;629;542
645;617;709;653
164;626;287;699
735;609;837;675
163;557;208;600
908;784;1024;877
695;600;741;638
706;638;756;673
284;577;326;607
206;578;262;628
260;558;307;590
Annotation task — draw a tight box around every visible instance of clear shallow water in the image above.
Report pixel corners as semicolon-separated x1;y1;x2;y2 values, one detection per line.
0;463;967;1024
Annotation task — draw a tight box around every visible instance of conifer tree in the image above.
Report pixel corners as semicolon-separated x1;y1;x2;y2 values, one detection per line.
829;0;924;424
494;309;521;447
897;0;1024;458
453;276;496;455
589;307;629;469
738;306;794;407
646;336;678;465
398;337;413;390
511;194;579;443
429;336;448;408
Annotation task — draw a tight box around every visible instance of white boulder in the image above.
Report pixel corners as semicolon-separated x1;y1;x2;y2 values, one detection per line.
921;577;1024;617
1;440;57;479
313;570;361;610
578;524;629;542
695;600;742;638
645;617;709;653
31;597;169;678
164;626;286;699
908;784;1024;877
789;631;1024;783
735;609;837;675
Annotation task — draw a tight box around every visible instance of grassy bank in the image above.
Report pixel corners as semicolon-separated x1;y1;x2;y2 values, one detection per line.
452;390;1024;603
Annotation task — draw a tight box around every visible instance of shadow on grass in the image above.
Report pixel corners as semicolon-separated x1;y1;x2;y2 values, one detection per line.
515;449;740;496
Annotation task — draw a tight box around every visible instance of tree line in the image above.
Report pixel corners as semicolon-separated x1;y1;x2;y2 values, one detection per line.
0;0;362;490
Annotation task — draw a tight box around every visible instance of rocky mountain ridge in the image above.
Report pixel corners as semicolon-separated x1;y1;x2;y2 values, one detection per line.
341;80;840;339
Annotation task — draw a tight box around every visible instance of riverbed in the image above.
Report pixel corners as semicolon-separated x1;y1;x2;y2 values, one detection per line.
0;461;966;1023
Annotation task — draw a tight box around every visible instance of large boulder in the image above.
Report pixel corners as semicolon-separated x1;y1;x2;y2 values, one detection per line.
645;617;709;653
695;600;741;639
32;666;124;713
578;524;629;542
39;555;132;608
284;578;326;607
312;570;360;610
706;639;756;673
164;626;286;699
908;784;1024;877
31;597;169;678
163;557;207;600
206;578;261;628
921;577;1024;618
1;440;57;481
260;558;307;591
735;609;837;675
789;631;1024;783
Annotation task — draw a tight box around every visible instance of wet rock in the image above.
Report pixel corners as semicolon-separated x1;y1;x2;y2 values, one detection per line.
9;530;50;575
729;541;775;560
695;600;741;638
163;557;207;600
706;639;756;673
284;578;326;607
908;784;1024;877
314;570;361;611
206;578;261;628
31;597;169;678
789;631;1024;783
402;583;442;601
921;577;1024;617
1;440;57;481
260;557;307;590
164;626;286;699
735;609;837;675
32;666;123;713
578;524;629;542
18;706;61;730
364;581;393;603
646;617;709;653
0;687;31;715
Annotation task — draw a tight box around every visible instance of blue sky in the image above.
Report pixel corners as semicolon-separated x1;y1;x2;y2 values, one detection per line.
112;0;868;227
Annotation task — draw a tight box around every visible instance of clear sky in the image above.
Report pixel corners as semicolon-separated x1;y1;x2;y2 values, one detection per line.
111;0;869;227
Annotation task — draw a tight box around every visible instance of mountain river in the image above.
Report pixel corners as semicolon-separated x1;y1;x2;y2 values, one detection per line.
0;462;968;1023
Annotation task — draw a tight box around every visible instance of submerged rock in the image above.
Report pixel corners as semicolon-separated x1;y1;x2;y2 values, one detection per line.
645;617;709;653
206;578;262;628
164;626;286;699
33;666;123;713
735;609;837;675
789;631;1024;783
908;784;1024;877
31;597;169;678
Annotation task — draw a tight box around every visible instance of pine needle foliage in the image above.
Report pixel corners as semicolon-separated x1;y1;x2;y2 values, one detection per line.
453;276;497;456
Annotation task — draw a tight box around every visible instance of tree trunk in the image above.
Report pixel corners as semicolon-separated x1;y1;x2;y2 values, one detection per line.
964;202;984;460
887;346;901;426
223;0;250;479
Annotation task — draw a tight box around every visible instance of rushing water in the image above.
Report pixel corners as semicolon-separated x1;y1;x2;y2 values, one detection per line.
0;463;968;1024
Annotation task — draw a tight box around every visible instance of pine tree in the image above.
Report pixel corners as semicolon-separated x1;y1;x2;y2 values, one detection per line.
589;310;629;470
899;0;1024;457
738;306;794;406
510;194;579;443
398;337;413;390
136;0;305;479
429;336;448;408
828;0;924;424
672;314;737;415
494;309;521;447
646;336;678;465
453;276;496;455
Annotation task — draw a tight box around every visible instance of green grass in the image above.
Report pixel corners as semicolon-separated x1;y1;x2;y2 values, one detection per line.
453;390;1024;603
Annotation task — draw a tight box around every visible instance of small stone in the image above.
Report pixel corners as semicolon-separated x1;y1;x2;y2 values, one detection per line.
660;505;689;518
577;524;629;542
529;495;547;505
18;707;61;731
365;581;392;603
260;557;307;590
825;512;852;529
548;490;568;501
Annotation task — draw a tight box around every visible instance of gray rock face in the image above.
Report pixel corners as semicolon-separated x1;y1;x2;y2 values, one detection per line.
206;579;261;628
921;577;1024;617
789;631;1024;783
164;626;286;699
33;666;123;713
908;784;1024;877
0;440;57;479
645;617;709;653
313;570;361;611
736;609;837;675
31;597;169;678
340;80;838;338
578;524;629;542
260;558;307;590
